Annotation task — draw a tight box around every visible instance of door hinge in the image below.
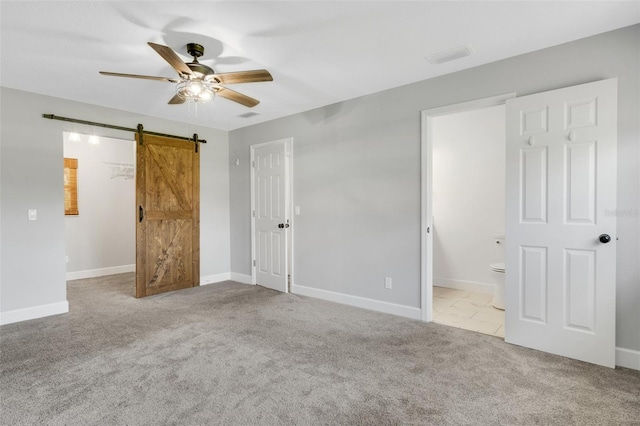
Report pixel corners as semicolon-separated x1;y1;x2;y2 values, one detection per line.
288;274;291;292
252;160;256;168
252;210;256;218
427;227;430;234
253;260;256;267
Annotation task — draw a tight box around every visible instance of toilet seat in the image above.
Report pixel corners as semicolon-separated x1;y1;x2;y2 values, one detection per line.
489;262;505;273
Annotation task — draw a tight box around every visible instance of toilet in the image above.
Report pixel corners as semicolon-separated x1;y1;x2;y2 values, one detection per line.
489;235;506;310
489;262;505;310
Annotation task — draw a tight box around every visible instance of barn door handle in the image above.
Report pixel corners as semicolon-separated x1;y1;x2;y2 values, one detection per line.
599;234;611;244
139;205;144;223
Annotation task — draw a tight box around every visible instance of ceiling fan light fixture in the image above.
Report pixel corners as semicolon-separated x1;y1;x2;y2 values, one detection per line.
198;90;214;102
101;42;271;108
176;79;216;103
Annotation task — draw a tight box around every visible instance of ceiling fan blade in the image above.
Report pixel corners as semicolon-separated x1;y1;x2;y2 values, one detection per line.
216;87;260;108
168;94;185;105
147;42;193;77
99;71;180;83
213;70;273;85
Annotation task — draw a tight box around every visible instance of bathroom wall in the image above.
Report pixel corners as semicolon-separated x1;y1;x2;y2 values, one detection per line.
432;105;506;293
63;133;135;279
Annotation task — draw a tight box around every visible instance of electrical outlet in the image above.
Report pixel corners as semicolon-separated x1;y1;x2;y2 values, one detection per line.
385;277;393;289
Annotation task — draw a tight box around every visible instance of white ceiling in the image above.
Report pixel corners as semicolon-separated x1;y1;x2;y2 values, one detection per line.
1;1;638;131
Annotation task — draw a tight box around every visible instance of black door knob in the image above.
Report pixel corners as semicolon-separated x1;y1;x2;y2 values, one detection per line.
599;234;611;244
278;223;284;229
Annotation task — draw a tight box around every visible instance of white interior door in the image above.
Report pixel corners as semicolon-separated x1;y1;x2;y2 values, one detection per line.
252;140;289;292
505;79;617;367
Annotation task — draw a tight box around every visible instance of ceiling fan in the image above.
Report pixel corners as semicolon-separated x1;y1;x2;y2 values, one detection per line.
100;42;272;108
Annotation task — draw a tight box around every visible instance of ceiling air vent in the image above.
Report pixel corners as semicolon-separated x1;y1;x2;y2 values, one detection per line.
426;44;473;64
239;112;260;118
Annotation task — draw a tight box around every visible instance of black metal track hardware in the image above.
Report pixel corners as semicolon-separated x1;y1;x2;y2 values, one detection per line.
42;114;207;144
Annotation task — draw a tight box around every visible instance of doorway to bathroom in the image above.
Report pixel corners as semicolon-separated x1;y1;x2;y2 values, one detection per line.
431;104;506;337
422;80;617;366
420;93;515;338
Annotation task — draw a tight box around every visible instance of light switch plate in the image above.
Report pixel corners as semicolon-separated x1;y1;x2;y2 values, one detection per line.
28;209;37;221
385;277;392;289
295;206;301;215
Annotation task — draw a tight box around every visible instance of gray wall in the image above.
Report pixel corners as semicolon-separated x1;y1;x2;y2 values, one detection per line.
0;87;230;314
229;25;640;352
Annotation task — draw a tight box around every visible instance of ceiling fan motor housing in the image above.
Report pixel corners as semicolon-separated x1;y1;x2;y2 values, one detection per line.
184;43;217;81
187;43;205;59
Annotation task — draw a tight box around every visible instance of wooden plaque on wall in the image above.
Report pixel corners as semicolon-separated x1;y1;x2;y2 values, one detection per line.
64;158;79;215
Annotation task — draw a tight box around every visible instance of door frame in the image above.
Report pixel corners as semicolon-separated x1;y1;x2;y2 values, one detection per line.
420;93;516;321
250;137;294;289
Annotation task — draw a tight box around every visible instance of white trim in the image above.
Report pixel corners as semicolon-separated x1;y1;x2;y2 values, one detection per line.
66;264;135;281
615;347;640;371
288;140;295;292
433;278;495;295
292;284;421;320
200;273;231;285
230;272;253;285
420;93;516;322
250;137;294;290
0;301;69;325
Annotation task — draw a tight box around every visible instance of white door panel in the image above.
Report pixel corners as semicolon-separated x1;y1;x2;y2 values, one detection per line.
253;141;289;292
505;79;617;367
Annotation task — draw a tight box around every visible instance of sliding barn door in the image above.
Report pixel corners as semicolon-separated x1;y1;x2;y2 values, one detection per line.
505;79;617;367
136;133;200;298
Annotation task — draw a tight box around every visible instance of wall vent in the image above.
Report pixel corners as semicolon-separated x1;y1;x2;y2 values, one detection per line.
426;44;473;64
239;112;260;118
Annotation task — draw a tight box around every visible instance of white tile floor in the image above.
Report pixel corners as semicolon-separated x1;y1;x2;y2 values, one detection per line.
432;286;504;338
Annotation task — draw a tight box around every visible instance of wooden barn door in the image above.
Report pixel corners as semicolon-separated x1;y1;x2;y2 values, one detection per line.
135;133;200;298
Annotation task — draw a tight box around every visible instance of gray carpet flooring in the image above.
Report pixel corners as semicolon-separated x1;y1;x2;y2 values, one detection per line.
1;273;638;425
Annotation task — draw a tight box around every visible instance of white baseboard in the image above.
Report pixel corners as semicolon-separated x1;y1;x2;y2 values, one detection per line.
616;347;640;371
200;273;231;285
291;283;421;320
433;277;495;295
230;272;253;285
67;264;135;281
0;301;69;326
